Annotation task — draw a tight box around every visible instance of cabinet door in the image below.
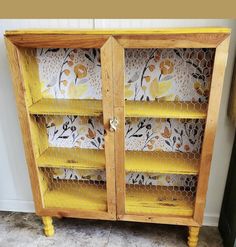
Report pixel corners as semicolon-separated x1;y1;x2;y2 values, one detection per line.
6;35;116;220
113;33;229;226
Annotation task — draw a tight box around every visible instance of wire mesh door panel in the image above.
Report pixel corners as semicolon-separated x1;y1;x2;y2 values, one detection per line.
20;43;116;218
33;114;107;212
121;48;215;217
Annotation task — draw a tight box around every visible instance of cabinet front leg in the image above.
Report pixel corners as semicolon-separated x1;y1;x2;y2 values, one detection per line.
42;216;54;237
188;226;200;247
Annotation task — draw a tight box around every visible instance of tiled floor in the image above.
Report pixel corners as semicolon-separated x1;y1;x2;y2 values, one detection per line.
0;212;223;247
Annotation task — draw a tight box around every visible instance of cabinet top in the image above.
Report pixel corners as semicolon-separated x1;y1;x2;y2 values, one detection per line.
5;27;231;36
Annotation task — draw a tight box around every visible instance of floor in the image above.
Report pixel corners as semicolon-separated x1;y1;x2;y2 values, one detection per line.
0;212;223;247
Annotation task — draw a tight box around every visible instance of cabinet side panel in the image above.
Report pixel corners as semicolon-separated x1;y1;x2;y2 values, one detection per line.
17;48;42;105
5;38;44;213
193;37;230;224
29;115;48;159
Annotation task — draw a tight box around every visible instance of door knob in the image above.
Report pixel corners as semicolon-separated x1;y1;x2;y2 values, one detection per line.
109;117;119;132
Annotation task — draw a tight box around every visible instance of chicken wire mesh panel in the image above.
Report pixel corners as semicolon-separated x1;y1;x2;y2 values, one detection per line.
126;174;197;216
123;48;213;216
36;48;102;100
45;115;105;149
39;167;107;211
124;117;203;216
33;114;107;211
29;47;108;211
125;48;215;104
125;118;205;153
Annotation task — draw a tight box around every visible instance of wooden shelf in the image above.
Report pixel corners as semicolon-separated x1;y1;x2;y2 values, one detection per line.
29;98;103;116
43;181;107;211
126;151;199;175
125;101;207;119
126;185;194;217
37;147;105;170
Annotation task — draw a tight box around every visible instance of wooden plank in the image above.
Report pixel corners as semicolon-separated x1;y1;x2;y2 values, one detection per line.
116;33;230;48
37;147;105;170
101;37;116;219
43;181;107;212
4;34;110;48
5;37;44;214
126;151;199;175
5;27;230;36
112;38;126;216
193;36;230;224
118;214;199;227
126;101;207;119
29;98;102;116
126;185;194;217
37;208;115;221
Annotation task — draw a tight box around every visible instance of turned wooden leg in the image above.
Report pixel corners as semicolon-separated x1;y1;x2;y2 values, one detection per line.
188;226;200;247
42;216;54;237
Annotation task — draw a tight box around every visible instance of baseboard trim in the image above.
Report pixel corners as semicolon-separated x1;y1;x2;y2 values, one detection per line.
203;214;219;226
0;199;35;213
0;200;219;226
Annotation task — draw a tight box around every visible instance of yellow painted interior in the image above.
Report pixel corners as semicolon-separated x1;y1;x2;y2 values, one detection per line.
18;48;41;106
37;147;105;170
125;151;199;175
30;115;48;159
126;185;193;217
43;181;107;212
29;98;102;116
126;101;207;119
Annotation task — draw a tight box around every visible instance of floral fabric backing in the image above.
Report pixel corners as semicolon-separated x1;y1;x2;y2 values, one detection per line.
36;48;214;187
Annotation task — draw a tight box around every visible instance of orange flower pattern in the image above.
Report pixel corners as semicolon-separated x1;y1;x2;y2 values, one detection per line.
46;116;104;149
125;48;215;102
47;115;204;186
37;48;101;99
125;118;204;153
37;48;214;102
47;116;204;154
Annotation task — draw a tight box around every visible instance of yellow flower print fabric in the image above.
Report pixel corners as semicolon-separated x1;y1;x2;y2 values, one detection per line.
46;116;104;149
125;48;215;102
52;168;106;182
46;115;204;186
125;118;204;153
37;48;214;102
37;48;101;99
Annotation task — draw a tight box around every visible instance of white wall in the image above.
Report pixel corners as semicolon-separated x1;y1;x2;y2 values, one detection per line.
0;19;235;226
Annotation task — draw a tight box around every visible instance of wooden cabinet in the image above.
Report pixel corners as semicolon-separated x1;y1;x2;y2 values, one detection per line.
5;28;230;247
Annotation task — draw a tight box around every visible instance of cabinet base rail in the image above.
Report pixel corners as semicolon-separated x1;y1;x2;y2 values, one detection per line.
41;216;200;246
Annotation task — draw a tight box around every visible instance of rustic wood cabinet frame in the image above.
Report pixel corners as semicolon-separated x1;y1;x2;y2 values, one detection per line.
5;28;230;247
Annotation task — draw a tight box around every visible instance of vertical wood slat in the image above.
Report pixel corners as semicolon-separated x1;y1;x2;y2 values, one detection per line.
193;37;230;224
5;38;44;214
112;38;126;217
101;37;116;219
